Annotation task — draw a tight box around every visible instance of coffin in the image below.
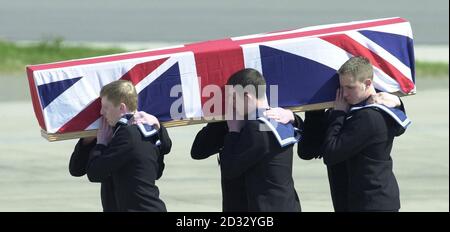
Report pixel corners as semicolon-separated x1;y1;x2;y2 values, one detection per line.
26;17;416;141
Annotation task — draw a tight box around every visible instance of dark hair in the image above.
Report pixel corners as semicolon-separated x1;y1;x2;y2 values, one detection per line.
226;68;266;99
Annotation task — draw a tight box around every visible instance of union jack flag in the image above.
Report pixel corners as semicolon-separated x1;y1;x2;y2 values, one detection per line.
26;17;415;140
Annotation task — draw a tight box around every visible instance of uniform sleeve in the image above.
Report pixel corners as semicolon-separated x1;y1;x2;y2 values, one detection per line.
220;122;271;180
292;113;304;131
86;128;133;182
157;124;172;155
190;121;228;160
297;110;327;160
69;138;96;177
321;110;376;166
156;154;165;180
155;124;171;180
393;98;407;137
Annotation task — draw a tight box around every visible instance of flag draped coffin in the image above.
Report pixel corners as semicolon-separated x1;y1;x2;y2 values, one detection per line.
26;17;416;141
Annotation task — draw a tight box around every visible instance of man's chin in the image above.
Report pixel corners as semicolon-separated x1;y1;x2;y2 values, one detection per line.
345;99;356;105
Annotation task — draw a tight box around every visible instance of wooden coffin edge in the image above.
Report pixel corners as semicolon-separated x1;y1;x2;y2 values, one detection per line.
41;91;415;142
41;101;333;142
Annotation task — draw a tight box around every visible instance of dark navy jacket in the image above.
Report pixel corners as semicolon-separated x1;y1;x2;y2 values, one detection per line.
191;120;301;212
70;122;171;212
297;102;406;212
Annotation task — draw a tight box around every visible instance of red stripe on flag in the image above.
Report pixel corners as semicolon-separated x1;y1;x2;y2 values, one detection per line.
56;57;169;133
320;34;415;93
235;17;407;45
26;67;46;130
186;39;245;117
57;98;102;133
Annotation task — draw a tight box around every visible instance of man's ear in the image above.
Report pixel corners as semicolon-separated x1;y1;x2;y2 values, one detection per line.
364;79;372;89
119;103;127;113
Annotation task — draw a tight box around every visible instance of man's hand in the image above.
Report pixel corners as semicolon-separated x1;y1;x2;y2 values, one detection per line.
334;88;349;113
263;107;295;124
97;117;113;145
130;111;160;130
227;119;244;132
367;92;401;108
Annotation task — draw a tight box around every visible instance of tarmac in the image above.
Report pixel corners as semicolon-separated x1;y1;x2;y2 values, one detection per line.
1;0;448;44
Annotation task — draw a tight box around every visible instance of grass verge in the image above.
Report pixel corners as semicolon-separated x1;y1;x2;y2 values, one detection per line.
0;39;448;78
0;38;125;74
